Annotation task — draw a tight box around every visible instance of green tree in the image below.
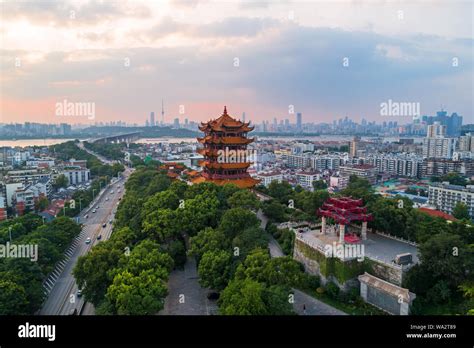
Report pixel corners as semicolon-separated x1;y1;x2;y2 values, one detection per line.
176;193;220;236
218;208;260;240
232;226;268;258
264;285;294;315
0;279;29;315
219;278;267;315
35;197;49;211
312;180;327;190
227;190;260;211
453;202;470;220
267;181;294;204
73;241;124;305
261;200;287;223
441;172;467;186
198;250;232;290
341;176;375;204
106;269;168;315
53;174;68;190
189;227;228;260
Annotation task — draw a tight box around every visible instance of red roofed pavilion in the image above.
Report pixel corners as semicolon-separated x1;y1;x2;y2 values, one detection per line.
318;196;373;243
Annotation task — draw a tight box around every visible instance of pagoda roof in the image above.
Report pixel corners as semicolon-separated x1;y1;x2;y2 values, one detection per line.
199;106;254;132
197;135;254;145
199;160;251;169
191;175;260;189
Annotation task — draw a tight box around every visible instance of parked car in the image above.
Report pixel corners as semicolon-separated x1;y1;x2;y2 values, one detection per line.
102;223;106;228
77;289;82;297
84;214;88;219
92;209;96;213
85;237;91;244
97;234;102;240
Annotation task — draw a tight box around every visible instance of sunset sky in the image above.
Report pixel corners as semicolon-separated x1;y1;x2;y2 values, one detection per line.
1;0;473;125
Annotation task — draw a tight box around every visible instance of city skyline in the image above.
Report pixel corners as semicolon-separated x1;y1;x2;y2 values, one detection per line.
1;1;473;125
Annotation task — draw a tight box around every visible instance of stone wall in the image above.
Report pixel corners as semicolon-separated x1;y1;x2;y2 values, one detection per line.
294;238;407;290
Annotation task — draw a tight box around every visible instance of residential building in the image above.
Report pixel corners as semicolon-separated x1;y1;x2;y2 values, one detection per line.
428;183;474;218
257;171;283;187
296;170;321;190
62;168;91;185
339;164;377;185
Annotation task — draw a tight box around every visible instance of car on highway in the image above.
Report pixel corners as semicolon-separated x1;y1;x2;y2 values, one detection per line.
85;237;91;244
118;189;121;193
102;223;106;228
111;190;114;194
77;289;82;297
84;214;88;219
97;234;102;240
92;209;96;213
106;197;109;201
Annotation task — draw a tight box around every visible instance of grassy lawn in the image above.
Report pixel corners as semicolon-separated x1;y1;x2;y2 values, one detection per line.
296;287;387;315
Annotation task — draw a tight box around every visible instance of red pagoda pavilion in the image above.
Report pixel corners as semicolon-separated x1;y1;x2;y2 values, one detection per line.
318;197;373;243
193;107;260;189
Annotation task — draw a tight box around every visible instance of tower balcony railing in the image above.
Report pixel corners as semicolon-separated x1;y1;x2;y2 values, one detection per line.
203;172;250;180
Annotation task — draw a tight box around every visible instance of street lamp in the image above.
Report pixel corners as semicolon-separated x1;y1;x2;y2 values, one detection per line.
8;226;12;242
79;198;83;212
92;189;97;201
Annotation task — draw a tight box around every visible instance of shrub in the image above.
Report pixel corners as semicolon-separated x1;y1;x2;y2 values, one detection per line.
299;273;320;290
325;281;340;299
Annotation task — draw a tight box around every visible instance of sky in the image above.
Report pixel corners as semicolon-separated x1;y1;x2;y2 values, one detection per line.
0;0;473;126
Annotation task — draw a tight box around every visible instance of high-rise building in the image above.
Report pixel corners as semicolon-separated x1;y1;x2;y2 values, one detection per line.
161;99;165;125
349;136;361;157
427;122;446;138
423;122;456;158
150;112;155;127
459;133;474;152
421;110;463;136
296;112;302;131
173;118;180;128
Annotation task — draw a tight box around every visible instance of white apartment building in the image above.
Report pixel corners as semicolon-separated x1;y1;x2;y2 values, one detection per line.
428;183;474;218
62;168;91;185
257;171;283;187
459;133;474;152
296;170;321;190
26;158;55;168
363;154;422;178
310;155;344;171
422;137;456;159
339;164;378;185
286;154;311;169
6;169;52;185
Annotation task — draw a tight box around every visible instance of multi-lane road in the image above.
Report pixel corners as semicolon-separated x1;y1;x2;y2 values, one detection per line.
39;143;132;315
